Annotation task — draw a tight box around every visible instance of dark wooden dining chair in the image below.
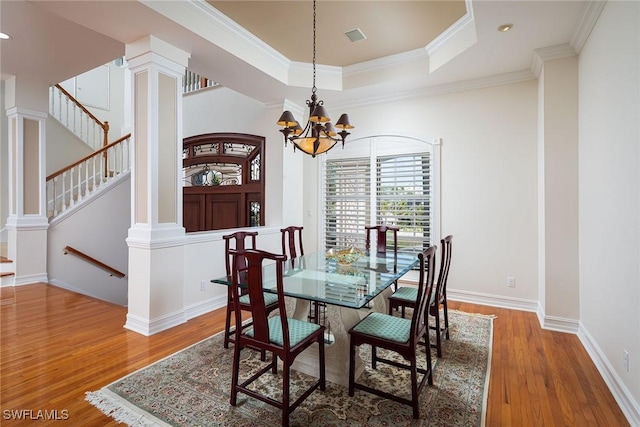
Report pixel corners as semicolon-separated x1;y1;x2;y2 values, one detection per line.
388;235;453;357
229;248;326;427
365;225;399;290
348;245;436;419
280;226;304;259
222;231;279;354
281;225;323;323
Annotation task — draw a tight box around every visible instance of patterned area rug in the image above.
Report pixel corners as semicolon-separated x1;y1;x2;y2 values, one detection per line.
87;310;493;426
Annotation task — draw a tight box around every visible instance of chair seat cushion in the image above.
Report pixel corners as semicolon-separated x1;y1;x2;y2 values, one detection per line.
238;292;279;306
247;316;321;347
352;312;411;343
389;286;437;305
389;286;418;302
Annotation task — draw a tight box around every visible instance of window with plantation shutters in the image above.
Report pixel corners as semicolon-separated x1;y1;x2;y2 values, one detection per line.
324;158;371;250
322;135;440;259
376;154;431;254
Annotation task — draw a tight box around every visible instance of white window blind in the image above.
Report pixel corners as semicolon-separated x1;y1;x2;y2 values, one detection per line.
376;154;431;254
324;158;371;250
323;136;438;258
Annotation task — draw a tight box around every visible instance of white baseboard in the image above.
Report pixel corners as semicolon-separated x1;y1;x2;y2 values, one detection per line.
448;287;638;427
124;310;187;336
537;308;580;334
447;288;539;312
13;273;49;286
578;325;640;426
184;295;227;321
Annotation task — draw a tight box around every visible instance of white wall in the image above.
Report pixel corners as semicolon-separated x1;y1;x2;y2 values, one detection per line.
182;86;287;228
578;0;640;418
181;79;540;311
46;115;93;175
60;62;126;142
47;176;130;305
307;81;540;306
0;81;7;241
181;86;290;312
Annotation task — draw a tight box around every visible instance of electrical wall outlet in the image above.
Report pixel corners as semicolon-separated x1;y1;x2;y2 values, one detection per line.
200;280;207;291
623;350;630;372
507;276;516;287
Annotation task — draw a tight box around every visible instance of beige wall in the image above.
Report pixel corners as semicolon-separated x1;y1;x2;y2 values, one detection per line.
182;79;540;310
578;0;640;410
315;81;540;304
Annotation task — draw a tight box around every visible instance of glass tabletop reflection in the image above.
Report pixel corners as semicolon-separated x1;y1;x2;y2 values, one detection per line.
212;251;419;309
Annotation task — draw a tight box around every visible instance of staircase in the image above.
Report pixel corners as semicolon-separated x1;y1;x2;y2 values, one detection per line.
2;67;214;299
0;242;14;288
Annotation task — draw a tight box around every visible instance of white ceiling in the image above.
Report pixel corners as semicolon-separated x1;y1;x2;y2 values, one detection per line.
0;0;591;109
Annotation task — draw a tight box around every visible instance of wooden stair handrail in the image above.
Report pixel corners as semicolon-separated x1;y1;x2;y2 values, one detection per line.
54;84;109;132
46;133;131;181
63;246;125;278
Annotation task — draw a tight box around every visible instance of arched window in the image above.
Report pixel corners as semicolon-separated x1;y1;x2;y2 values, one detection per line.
182;133;264;232
322;135;441;254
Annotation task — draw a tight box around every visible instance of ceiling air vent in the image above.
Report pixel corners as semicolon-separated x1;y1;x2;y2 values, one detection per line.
344;28;366;43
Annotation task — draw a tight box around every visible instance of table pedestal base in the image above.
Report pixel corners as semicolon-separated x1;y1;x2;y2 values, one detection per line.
288;293;390;387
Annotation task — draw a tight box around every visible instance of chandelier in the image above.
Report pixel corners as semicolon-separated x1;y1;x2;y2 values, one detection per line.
276;0;354;158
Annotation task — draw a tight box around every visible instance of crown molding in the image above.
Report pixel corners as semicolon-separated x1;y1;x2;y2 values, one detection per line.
531;44;578;77
425;0;477;72
571;1;607;54
148;0;291;84
343;48;428;76
426;0;475;56
333;69;536;111
182;0;290;68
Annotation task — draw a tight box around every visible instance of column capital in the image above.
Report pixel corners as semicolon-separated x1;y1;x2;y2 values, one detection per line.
126;35;190;71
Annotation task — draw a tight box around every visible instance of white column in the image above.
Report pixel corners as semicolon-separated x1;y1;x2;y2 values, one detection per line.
124;36;190;335
4;76;49;285
535;47;580;328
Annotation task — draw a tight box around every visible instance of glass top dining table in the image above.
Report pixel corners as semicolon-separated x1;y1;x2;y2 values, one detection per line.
212;251;420;310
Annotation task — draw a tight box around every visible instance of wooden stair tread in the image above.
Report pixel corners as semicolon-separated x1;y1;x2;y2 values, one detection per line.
1;256;13;263
1;272;15;277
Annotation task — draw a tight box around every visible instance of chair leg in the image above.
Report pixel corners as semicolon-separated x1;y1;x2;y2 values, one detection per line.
410;357;420;419
319;336;326;391
443;300;450;339
224;302;233;349
282;364;290;427
424;332;434;386
434;308;442;358
229;344;241;406
348;340;355;396
371;346;377;369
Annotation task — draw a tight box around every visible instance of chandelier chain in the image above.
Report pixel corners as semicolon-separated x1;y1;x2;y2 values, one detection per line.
312;0;317;94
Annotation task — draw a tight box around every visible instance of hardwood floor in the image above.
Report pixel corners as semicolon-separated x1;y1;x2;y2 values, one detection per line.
0;284;629;426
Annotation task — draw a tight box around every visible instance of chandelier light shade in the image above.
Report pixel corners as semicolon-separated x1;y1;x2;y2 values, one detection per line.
276;0;354;158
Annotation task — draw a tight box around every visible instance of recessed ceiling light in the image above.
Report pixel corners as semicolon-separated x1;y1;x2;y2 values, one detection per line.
0;32;11;40
344;28;366;43
497;24;513;33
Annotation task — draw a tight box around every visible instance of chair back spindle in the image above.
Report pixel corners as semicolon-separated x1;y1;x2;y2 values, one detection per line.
365;225;398;256
224;231;258;294
412;246;436;346
281;226;304;259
